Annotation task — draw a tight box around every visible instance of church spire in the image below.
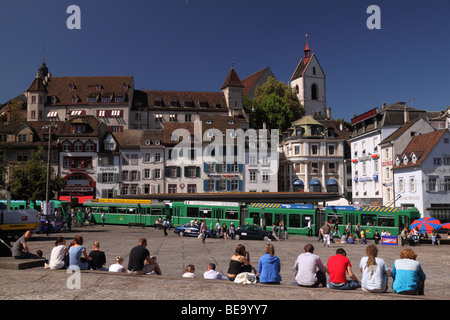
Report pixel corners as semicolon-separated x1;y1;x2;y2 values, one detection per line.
304;33;311;60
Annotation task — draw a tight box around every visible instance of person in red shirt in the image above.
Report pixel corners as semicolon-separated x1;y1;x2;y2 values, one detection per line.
327;248;361;290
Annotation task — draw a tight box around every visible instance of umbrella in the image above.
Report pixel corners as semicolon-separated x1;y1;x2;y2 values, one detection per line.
410;217;441;232
440;222;450;229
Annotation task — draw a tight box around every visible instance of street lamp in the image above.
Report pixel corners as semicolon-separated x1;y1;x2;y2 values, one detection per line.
42;122;57;203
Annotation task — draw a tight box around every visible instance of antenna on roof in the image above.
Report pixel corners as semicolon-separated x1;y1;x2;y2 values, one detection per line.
43;37;46;63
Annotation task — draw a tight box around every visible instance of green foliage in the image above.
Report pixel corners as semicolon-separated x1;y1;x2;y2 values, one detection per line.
246;77;304;132
9;146;62;201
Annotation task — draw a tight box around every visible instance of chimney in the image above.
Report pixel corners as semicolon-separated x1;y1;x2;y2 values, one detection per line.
382;102;386;108
404;105;409;123
6;105;11;122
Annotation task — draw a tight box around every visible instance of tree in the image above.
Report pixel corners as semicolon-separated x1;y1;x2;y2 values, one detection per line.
245;77;304;132
9;146;63;201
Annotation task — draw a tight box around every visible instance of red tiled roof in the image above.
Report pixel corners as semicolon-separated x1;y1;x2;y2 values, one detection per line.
144;90;227;110
394;130;446;169
241;67;270;97
41;76;134;106
220;68;244;90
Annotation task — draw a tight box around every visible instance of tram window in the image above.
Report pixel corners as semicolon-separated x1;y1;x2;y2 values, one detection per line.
249;212;260;225
128;208;135;215
265;212;273;227
378;216;395;227
360;214;377;226
200;208;211;218
151;208;162;216
328;214;343;225
289;214;301;228
225;210;238;220
187;207;199;218
118;207;127;214
302;215;313;228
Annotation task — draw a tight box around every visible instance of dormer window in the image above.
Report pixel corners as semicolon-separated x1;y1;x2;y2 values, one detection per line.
96;83;102;91
411;153;417;163
206;119;212;125
51;96;58;104
395;157;401;166
69;83;75;91
228;119;235;125
123;83;129;91
115;96;124;103
403;155;409;165
72;95;79;104
72;124;87;133
102;96;110;103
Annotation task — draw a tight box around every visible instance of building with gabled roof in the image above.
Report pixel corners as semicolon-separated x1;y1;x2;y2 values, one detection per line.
392;129;450;220
290;36;327;118
241;67;276;100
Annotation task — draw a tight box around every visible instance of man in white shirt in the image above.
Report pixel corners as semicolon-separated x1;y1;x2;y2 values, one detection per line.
203;263;228;280
293;243;327;287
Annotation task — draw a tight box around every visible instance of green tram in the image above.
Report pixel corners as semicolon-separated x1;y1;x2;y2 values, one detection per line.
325;205;421;238
83;199;166;226
248;203;318;236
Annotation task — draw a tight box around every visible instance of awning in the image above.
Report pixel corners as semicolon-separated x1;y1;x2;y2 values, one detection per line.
293;179;304;186
327;179;338;186
70;110;85;116
309;179;321;186
59;195;94;204
47;111;58;118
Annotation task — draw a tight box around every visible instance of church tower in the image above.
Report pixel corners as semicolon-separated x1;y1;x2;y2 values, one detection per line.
221;66;244;116
290;35;327;118
26;61;50;121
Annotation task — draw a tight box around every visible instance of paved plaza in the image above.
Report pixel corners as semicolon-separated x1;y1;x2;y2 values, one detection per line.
0;224;449;304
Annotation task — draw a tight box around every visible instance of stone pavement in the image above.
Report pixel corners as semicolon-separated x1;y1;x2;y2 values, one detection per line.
0;224;449;303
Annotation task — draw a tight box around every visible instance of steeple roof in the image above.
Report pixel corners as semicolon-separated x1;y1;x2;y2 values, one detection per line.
221;68;244;90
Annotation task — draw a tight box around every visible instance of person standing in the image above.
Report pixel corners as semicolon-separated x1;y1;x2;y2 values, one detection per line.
127;238;162;275
101;213;105;227
200;220;207;243
327;248;361;290
322;221;332;247
307;219;313;237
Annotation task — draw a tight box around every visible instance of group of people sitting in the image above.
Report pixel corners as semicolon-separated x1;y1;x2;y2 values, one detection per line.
218;243;426;295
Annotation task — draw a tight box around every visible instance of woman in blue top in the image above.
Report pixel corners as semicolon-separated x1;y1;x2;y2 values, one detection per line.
258;244;282;284
68;235;91;270
391;249;426;295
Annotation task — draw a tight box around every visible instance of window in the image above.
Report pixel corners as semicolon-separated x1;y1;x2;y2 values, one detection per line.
18;134;27;142
444;177;450;191
168;184;177;194
328;162;336;173
428;177;438;192
31;96;37;104
154;169;161;179
328;145;335;155
231;180;239;190
62;141;72;152
85;141;95;152
144;169;151;179
74;141;83;152
115;96;124;103
409;177;416;193
169;114;177;122
434;158;441;165
294;146;300;155
444;157;450;165
168;166;178;178
187;184;197;193
311;84;318;100
311;162;319;173
311;144;318;155
398;178;405;193
155;153;161;162
31;110;36;119
262;172;270;183
155;114;163;122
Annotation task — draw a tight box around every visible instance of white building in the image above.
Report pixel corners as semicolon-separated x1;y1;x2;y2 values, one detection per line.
393;129;450;221
350;103;428;206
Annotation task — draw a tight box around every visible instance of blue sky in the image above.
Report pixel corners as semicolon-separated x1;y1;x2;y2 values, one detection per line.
1;0;449;121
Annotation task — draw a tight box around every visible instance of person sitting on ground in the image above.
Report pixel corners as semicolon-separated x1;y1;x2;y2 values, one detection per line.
182;264;196;278
327;248;361;290
258;244;282;284
391;249;426;295
12;230;39;259
68;235;92;270
88;241;107;271
109;256;127;273
293;243;327;288
47;237;68;270
127;238;162;275
340;232;348;244
35;250;43;258
359;244;391;293
203;263;228;280
373;230;381;245
227;244;254;281
348;233;354;244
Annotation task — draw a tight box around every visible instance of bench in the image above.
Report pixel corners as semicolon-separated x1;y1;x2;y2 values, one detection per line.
419;237;450;245
0;257;48;270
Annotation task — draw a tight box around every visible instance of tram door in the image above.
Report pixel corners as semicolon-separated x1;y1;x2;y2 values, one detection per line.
344;212;356;232
315;209;326;236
